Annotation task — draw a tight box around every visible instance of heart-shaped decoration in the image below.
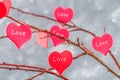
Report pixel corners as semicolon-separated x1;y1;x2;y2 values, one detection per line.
3;0;11;15
54;7;74;23
50;25;69;47
0;2;7;18
92;34;113;56
48;50;73;75
6;23;32;49
0;0;11;18
36;32;48;48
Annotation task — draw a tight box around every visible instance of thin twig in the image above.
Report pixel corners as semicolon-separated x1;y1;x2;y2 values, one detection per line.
73;52;86;60
27;72;46;80
77;37;80;46
0;62;68;80
70;21;77;27
69;28;96;37
27;68;54;80
0;35;7;39
104;27;106;33
109;50;120;70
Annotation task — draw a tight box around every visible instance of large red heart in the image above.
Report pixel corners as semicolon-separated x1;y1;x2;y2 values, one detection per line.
0;2;7;18
54;7;74;23
6;23;32;49
48;50;73;75
92;34;113;56
0;0;11;18
50;25;69;47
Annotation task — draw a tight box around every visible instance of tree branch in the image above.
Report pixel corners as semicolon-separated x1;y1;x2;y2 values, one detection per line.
109;50;120;70
0;62;68;80
5;15;120;79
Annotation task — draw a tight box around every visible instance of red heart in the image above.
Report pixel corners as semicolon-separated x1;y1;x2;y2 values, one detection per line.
0;2;7;18
50;25;69;46
54;7;74;23
36;32;48;48
92;34;113;56
48;50;73;75
6;23;32;49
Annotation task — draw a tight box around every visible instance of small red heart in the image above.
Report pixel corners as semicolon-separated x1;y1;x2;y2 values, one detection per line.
0;2;7;18
48;50;73;75
92;34;113;56
50;25;69;46
54;7;74;23
6;23;32;49
36;32;48;48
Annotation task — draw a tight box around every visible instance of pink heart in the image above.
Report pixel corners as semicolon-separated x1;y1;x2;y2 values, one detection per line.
92;34;113;56
54;7;74;23
3;0;11;15
48;50;73;75
6;23;32;49
50;25;69;47
36;32;48;48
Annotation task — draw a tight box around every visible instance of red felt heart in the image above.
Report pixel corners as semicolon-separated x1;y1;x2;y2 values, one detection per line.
6;23;32;49
48;50;73;75
36;32;48;48
54;7;74;23
92;34;113;56
0;2;7;18
50;25;69;46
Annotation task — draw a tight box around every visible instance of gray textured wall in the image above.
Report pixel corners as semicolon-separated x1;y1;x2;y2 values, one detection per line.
0;0;120;80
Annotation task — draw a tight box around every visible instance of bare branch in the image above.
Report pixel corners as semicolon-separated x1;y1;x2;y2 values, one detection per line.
77;37;80;46
27;73;45;80
109;50;120;70
73;52;86;60
5;15;120;79
0;35;7;39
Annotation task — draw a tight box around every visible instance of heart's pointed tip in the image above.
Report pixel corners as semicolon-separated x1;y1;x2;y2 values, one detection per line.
101;51;108;56
102;53;107;56
56;69;64;75
53;44;57;47
16;45;22;49
58;72;63;75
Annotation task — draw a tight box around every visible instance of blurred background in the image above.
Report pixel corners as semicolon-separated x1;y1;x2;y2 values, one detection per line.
0;0;120;80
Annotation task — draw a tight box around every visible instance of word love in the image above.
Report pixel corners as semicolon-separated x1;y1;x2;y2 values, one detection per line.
36;32;48;48
48;50;73;75
50;25;69;47
92;34;113;56
54;7;74;23
6;23;32;49
0;0;11;18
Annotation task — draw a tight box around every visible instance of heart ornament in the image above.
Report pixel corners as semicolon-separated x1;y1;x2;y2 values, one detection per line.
0;2;7;18
0;0;11;18
50;25;69;47
48;50;73;75
3;0;11;15
36;32;48;48
92;34;113;56
54;7;74;23
6;23;32;49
